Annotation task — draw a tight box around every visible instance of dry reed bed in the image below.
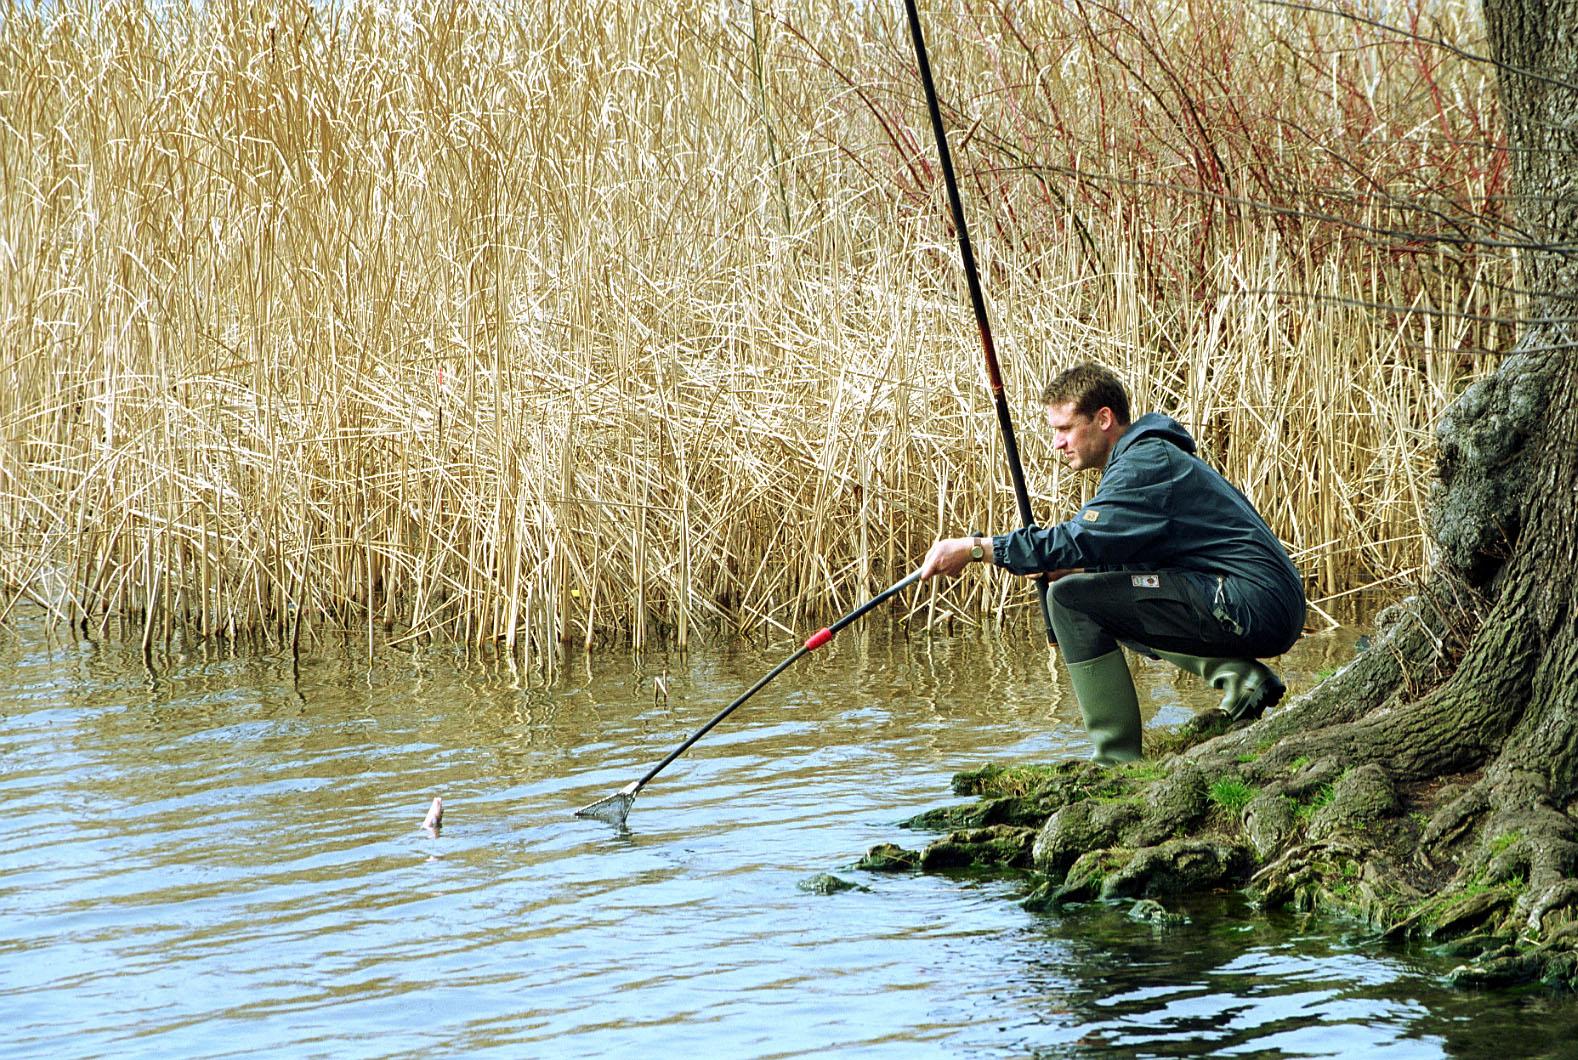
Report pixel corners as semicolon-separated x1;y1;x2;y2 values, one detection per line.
0;0;1509;661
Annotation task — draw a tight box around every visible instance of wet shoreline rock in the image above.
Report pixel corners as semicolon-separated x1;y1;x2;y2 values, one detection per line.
798;872;870;896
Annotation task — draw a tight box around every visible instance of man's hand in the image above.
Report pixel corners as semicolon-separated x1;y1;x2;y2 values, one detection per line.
919;537;981;581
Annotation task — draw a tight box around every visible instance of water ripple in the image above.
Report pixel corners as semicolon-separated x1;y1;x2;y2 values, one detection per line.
3;619;1572;1057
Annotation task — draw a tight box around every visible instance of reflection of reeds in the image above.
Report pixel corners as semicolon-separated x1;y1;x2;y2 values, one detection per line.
0;0;1507;660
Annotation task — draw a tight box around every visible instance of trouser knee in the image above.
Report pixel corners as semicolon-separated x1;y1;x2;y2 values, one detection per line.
1051;569;1259;661
1049;577;1118;663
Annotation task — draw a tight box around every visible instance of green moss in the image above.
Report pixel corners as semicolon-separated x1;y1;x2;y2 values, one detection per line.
798;873;869;895
1117;759;1169;782
901;793;1062;831
1057;846;1135;901
951;759;1168;811
1462;873;1527;900
951;763;1068;798
856;843;921;873
919;825;1036;872
1293;783;1336;821
901;804;982;831
1401;877;1523;940
1487;830;1524;857
1147;720;1228;757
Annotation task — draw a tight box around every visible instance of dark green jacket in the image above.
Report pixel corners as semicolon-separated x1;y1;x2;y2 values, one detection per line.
993;413;1305;652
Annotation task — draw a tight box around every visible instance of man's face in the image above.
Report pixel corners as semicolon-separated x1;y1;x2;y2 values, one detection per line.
1045;401;1116;471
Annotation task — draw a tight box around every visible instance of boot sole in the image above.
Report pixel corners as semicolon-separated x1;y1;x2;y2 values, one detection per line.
1221;670;1286;723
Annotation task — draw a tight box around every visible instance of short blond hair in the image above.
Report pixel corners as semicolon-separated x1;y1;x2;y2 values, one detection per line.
1040;361;1130;424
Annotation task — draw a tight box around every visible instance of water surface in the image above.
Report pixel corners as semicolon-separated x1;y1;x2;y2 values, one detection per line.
2;615;1575;1057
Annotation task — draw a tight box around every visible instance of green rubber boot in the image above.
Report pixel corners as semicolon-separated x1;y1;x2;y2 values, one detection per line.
1065;650;1143;764
1152;650;1286;722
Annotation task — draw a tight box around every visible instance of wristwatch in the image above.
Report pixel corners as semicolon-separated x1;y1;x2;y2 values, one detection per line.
969;537;986;562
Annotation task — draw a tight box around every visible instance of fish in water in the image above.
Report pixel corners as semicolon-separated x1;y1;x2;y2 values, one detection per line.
423;796;444;837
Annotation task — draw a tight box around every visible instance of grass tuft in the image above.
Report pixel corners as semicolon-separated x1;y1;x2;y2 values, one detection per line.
1208;775;1258;816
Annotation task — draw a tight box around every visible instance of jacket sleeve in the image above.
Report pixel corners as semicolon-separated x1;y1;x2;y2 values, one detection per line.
992;441;1176;574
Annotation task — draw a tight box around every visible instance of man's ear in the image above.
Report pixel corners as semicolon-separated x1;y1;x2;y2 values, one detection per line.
1094;406;1115;432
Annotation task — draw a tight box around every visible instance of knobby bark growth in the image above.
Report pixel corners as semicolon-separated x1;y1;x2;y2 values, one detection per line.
869;0;1578;990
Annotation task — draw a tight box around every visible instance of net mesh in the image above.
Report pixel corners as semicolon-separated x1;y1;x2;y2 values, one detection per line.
574;791;634;827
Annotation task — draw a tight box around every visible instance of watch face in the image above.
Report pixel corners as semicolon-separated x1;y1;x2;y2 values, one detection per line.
970;543;984;560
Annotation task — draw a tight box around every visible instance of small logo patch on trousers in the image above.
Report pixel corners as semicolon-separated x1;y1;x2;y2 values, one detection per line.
1131;574;1161;589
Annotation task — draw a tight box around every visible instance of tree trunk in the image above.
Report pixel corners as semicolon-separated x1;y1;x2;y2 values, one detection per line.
876;0;1578;990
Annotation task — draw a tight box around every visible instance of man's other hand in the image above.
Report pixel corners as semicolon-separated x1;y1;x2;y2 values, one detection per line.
919;537;979;581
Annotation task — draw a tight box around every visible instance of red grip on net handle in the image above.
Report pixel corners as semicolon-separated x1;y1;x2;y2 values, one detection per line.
802;569;923;654
804;627;834;652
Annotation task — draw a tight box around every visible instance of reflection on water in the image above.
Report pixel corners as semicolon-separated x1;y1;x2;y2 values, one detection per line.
1;614;1574;1057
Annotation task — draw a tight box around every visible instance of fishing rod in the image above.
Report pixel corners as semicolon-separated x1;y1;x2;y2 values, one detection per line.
902;0;1057;646
575;570;923;828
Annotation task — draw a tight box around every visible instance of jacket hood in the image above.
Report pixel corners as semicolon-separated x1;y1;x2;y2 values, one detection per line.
1110;412;1197;461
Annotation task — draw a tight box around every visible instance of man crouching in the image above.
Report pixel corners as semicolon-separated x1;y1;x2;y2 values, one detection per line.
920;361;1306;763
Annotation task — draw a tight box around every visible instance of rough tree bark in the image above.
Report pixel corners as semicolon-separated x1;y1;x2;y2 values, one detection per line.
864;0;1578;990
